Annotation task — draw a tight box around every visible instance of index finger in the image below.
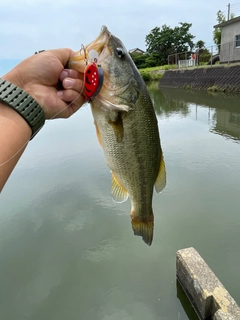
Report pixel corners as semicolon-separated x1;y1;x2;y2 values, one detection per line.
59;69;84;81
50;48;77;67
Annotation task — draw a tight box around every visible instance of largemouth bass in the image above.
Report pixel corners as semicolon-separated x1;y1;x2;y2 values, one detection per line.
69;26;166;245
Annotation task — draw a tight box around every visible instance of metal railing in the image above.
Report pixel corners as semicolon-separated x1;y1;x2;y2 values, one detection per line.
168;40;240;69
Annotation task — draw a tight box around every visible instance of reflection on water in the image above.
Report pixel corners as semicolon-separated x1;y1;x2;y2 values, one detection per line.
1;84;240;320
148;82;240;142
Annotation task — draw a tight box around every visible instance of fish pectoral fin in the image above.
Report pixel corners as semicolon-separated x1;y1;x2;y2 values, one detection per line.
111;171;128;203
131;211;154;246
108;112;124;143
98;95;131;112
155;153;166;193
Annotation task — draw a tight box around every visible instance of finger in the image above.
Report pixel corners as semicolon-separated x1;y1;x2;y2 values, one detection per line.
43;98;69;120
62;78;84;94
59;69;84;81
50;48;76;67
57;89;85;105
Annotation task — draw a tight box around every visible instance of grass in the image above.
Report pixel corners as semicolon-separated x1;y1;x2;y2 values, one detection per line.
207;85;238;93
207;85;220;92
139;65;177;81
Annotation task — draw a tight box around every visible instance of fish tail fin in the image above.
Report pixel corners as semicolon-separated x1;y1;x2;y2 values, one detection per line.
131;210;154;246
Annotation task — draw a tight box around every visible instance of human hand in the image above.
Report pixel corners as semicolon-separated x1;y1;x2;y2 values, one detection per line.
2;48;85;119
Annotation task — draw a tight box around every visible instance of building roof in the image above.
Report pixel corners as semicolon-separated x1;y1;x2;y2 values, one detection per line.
214;16;240;28
128;48;145;54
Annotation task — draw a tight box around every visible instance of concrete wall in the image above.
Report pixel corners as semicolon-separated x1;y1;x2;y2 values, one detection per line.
177;248;240;320
159;65;240;93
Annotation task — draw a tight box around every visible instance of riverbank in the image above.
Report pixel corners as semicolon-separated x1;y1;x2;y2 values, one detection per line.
139;67;165;81
159;65;240;93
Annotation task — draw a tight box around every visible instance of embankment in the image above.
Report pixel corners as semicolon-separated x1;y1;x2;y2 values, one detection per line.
159;65;240;93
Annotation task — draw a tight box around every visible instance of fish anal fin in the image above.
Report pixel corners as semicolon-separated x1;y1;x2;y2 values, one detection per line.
111;171;128;203
93;121;103;146
155;153;166;193
131;210;154;246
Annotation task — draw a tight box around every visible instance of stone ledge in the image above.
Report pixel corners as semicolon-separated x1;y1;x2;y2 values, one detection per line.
176;247;240;320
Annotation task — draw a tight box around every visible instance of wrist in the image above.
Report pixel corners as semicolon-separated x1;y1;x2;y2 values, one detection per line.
0;77;45;139
2;69;25;91
3;69;38;104
0;100;32;138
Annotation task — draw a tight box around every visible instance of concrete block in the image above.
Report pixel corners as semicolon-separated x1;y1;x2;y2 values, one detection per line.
213;309;237;320
176;247;240;320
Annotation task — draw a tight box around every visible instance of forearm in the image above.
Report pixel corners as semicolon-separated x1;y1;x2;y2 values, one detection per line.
0;49;84;192
0;101;31;192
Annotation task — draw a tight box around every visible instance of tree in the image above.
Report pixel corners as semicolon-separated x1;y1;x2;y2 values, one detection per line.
195;40;211;64
145;22;195;66
213;10;226;48
195;40;205;50
130;52;148;69
213;10;235;50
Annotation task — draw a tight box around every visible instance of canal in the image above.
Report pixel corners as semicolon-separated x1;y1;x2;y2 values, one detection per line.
1;82;240;320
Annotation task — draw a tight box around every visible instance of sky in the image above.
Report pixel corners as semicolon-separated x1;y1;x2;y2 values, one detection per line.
0;0;238;72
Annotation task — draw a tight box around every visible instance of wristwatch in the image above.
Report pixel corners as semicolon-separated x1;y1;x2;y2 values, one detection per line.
0;78;45;139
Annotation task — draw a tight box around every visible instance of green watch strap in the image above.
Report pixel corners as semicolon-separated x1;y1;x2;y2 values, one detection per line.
0;78;45;139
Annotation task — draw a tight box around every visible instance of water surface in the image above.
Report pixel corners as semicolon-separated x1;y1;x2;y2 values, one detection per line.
1;82;240;320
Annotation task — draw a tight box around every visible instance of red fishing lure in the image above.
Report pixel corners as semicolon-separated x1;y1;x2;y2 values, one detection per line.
84;62;104;102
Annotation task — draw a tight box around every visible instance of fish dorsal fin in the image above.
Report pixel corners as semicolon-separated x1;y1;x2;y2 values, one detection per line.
155;153;166;193
111;171;128;203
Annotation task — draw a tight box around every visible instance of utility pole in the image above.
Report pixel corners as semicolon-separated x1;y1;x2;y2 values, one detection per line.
227;3;230;20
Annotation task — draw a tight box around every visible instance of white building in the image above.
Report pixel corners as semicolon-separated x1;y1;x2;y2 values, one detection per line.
214;16;240;63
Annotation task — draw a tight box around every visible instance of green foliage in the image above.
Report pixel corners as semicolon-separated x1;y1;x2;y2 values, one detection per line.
139;67;165;81
130;52;161;69
194;40;211;63
130;52;148;69
198;47;211;63
145;22;195;66
213;10;235;51
199;52;211;63
140;71;151;81
195;40;205;49
145;54;160;67
208;85;220;92
213;28;221;49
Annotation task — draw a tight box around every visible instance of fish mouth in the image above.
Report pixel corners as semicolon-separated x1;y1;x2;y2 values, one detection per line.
68;26;111;72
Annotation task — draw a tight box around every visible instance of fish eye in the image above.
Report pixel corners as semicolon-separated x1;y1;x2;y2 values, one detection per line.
116;47;125;59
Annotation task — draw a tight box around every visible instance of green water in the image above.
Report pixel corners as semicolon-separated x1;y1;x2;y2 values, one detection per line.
1;83;240;320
